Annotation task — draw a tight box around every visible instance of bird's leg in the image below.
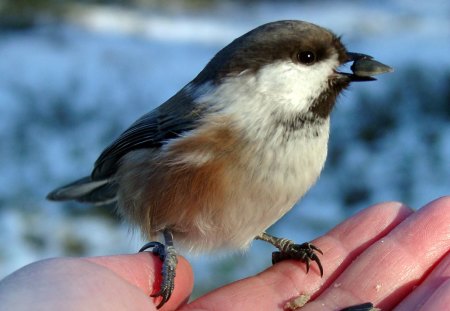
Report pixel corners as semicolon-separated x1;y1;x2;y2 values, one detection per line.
257;233;377;311
255;232;323;276
139;229;178;309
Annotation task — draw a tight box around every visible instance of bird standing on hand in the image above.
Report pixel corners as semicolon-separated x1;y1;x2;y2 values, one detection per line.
48;20;392;310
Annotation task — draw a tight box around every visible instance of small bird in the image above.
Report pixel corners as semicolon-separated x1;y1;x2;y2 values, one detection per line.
48;20;392;309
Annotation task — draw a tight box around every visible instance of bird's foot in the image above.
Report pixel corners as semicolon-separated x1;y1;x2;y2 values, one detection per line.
272;241;323;276
256;232;323;276
139;231;178;309
256;234;375;311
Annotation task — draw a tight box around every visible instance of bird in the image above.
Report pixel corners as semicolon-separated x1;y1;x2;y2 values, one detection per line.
48;20;392;309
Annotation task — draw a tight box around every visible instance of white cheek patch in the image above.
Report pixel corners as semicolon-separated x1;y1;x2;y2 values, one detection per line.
254;58;339;113
193;55;339;140
195;57;339;114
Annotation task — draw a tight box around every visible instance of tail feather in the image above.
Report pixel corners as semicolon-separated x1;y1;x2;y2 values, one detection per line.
47;176;118;205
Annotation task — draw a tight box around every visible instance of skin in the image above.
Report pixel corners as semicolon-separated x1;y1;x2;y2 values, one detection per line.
1;196;449;310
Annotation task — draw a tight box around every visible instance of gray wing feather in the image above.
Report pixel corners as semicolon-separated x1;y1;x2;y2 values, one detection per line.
91;88;205;180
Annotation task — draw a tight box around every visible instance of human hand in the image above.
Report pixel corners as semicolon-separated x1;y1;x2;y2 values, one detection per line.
184;197;450;311
1;197;449;310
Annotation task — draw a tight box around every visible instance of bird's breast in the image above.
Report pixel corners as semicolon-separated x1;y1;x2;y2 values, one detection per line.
117;115;330;253
161;117;330;252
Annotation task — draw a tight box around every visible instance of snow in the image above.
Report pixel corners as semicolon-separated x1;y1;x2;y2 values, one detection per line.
0;0;449;295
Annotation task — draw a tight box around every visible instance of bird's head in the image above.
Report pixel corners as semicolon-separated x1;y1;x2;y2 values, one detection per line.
191;20;392;129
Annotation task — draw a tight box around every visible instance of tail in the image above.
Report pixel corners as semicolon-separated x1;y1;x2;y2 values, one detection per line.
47;176;118;205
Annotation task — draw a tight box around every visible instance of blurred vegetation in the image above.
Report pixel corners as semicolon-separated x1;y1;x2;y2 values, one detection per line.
0;0;63;29
0;0;296;29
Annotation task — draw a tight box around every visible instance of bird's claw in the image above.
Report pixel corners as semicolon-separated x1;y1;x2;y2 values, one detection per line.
139;241;178;309
272;242;324;277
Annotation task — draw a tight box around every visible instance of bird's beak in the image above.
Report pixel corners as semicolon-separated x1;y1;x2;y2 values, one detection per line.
340;52;393;82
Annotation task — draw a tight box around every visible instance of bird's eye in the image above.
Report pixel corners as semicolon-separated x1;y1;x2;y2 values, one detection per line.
297;51;316;65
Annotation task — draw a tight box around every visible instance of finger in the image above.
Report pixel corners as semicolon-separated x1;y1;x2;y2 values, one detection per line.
414;280;450;311
0;257;163;311
395;250;450;311
84;253;194;310
181;201;411;311
303;196;450;311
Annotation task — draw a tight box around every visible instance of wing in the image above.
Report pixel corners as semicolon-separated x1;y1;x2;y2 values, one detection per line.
91;88;205;180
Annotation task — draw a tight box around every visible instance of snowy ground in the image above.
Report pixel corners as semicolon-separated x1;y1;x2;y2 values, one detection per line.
0;0;449;295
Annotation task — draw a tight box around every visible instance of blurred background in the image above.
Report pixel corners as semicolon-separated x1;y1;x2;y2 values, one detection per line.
0;0;449;298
